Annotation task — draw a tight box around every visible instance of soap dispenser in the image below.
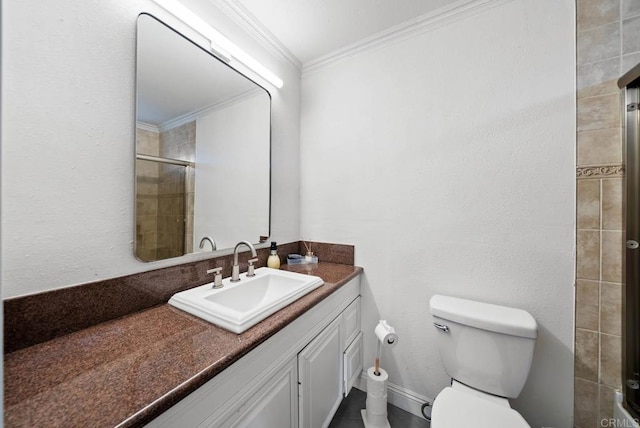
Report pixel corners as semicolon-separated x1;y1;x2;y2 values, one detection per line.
267;241;280;269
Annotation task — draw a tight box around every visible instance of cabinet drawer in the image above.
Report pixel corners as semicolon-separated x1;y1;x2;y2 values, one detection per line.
341;297;360;351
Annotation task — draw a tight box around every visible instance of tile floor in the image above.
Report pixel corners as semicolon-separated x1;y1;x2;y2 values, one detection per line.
329;388;431;428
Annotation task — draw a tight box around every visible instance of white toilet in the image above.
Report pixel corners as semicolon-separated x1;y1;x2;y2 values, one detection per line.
429;294;537;427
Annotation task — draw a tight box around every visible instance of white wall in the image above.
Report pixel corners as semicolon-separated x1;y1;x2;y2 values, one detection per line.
194;93;270;250
1;0;300;298
300;0;575;426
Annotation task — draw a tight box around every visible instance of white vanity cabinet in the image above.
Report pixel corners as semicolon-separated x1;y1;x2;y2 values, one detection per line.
148;276;361;428
298;316;343;428
297;296;363;428
225;357;298;428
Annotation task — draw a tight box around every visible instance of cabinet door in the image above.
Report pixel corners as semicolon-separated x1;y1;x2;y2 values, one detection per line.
230;357;298;428
343;332;363;397
298;316;343;428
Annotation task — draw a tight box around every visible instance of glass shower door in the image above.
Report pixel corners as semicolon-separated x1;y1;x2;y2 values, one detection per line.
135;156;189;262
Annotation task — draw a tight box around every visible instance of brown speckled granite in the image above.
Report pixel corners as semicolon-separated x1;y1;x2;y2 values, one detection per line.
4;262;362;428
296;241;355;265
4;242;304;353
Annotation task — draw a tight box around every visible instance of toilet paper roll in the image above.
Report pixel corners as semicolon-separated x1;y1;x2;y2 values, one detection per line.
366;367;388;399
366;411;388;426
366;393;387;414
365;366;389;427
375;320;399;347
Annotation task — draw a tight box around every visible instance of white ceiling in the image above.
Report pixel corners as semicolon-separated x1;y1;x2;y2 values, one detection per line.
233;0;453;64
137;14;262;126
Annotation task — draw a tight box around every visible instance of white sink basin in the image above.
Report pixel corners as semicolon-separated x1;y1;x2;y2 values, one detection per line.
169;267;324;333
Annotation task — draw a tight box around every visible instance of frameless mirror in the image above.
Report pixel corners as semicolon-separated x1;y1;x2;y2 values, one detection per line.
135;13;270;262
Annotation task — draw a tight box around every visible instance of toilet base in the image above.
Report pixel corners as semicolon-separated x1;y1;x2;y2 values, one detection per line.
360;409;390;428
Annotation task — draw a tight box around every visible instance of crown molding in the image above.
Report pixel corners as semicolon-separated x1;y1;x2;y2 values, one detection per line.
136;122;160;133
211;0;302;70
158;88;264;132
302;0;510;77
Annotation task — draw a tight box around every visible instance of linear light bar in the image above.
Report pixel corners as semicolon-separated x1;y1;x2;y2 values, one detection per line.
153;0;284;89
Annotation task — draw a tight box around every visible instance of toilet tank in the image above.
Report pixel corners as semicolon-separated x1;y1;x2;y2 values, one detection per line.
429;294;537;398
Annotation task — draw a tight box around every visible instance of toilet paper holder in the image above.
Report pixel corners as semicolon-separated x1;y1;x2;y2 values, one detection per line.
362;320;399;428
373;320;398;375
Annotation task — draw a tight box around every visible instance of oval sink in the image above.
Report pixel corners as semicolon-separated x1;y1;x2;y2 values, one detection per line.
169;267;324;333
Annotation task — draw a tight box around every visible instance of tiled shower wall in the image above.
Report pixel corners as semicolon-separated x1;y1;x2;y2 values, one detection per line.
157;121;196;259
135;127;160;261
575;0;640;426
135;121;195;261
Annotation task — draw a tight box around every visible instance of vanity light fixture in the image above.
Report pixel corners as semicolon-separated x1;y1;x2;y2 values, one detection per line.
152;0;284;89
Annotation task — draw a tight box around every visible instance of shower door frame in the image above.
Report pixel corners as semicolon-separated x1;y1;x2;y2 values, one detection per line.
623;76;640;419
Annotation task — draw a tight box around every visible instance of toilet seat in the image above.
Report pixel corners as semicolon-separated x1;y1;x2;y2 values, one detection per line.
431;387;530;428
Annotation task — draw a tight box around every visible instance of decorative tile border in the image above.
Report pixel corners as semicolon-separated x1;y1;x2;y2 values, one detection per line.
577;164;624;179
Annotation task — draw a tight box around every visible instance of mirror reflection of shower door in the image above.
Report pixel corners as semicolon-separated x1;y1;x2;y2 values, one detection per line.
135;155;191;262
625;83;640;419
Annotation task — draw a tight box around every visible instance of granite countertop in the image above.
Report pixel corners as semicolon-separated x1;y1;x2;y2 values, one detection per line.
4;262;362;428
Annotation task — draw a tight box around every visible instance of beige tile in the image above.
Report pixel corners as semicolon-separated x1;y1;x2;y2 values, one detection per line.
136;160;160;179
576;329;600;381
578;79;622;98
136;181;158;197
599;384;616;421
136;215;157;235
623;16;640;54
578;56;621;97
623;52;640;74
577;230;601;280
578;180;601;229
575;378;599;428
578;0;620;31
160;122;194;161
602;178;623;230
136;196;158;216
577;128;623;166
600;282;622;335
136;128;160;156
600;333;622;387
623;0;640;18
577;280;600;330
577;22;621;64
602;231;623;282
577;93;621;132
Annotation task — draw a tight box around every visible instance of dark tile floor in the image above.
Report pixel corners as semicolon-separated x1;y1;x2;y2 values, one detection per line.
329;388;431;428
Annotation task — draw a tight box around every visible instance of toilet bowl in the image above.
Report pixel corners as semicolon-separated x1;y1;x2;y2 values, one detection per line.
431;381;529;428
429;295;537;427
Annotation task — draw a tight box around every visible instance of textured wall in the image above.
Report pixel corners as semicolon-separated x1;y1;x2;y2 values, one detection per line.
1;0;301;297
300;0;576;426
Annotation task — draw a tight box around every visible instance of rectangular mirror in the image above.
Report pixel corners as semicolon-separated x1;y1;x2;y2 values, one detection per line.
135;13;271;262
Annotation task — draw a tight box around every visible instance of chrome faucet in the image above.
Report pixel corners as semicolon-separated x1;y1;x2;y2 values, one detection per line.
206;267;223;289
199;236;217;251
231;241;257;282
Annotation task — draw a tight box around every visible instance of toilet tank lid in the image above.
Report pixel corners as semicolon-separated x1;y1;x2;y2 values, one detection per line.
429;295;537;339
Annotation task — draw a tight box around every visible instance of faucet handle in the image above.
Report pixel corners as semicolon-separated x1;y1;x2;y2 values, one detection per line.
207;267;223;289
247;258;259;277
